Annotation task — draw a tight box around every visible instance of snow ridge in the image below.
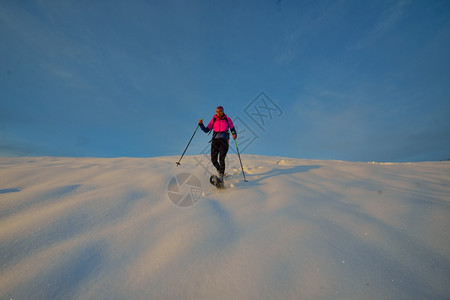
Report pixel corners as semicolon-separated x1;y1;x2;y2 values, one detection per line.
1;155;449;299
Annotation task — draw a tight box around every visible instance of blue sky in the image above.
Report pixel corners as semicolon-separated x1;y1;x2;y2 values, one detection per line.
1;0;449;162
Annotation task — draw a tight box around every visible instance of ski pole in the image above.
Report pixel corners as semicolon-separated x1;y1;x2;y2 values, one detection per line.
234;138;248;182
176;120;201;166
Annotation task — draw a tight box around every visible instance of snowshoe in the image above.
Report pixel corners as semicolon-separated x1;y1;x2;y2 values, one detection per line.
210;174;225;189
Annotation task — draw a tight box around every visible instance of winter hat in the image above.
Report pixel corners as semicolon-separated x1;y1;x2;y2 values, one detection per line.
216;106;224;111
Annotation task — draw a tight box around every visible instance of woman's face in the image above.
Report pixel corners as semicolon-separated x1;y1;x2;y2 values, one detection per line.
216;109;224;118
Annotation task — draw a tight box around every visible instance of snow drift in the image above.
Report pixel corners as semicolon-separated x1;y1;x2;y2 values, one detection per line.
0;155;449;299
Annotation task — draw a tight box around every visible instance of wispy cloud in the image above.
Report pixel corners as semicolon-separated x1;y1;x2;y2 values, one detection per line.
350;0;410;50
275;1;347;64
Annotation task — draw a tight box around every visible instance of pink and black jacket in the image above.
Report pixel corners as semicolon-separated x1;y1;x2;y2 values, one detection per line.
200;114;237;140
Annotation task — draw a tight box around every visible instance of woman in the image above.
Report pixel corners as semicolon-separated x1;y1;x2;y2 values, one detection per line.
199;106;237;179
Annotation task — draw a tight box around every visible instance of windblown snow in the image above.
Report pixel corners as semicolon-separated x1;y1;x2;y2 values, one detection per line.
1;155;449;299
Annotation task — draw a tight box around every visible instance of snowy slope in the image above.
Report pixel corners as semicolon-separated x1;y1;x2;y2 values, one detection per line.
1;155;449;299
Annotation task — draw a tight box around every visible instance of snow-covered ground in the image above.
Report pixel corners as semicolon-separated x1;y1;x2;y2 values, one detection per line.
1;155;449;299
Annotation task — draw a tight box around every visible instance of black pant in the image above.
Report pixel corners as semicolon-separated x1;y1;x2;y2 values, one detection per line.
211;138;229;174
